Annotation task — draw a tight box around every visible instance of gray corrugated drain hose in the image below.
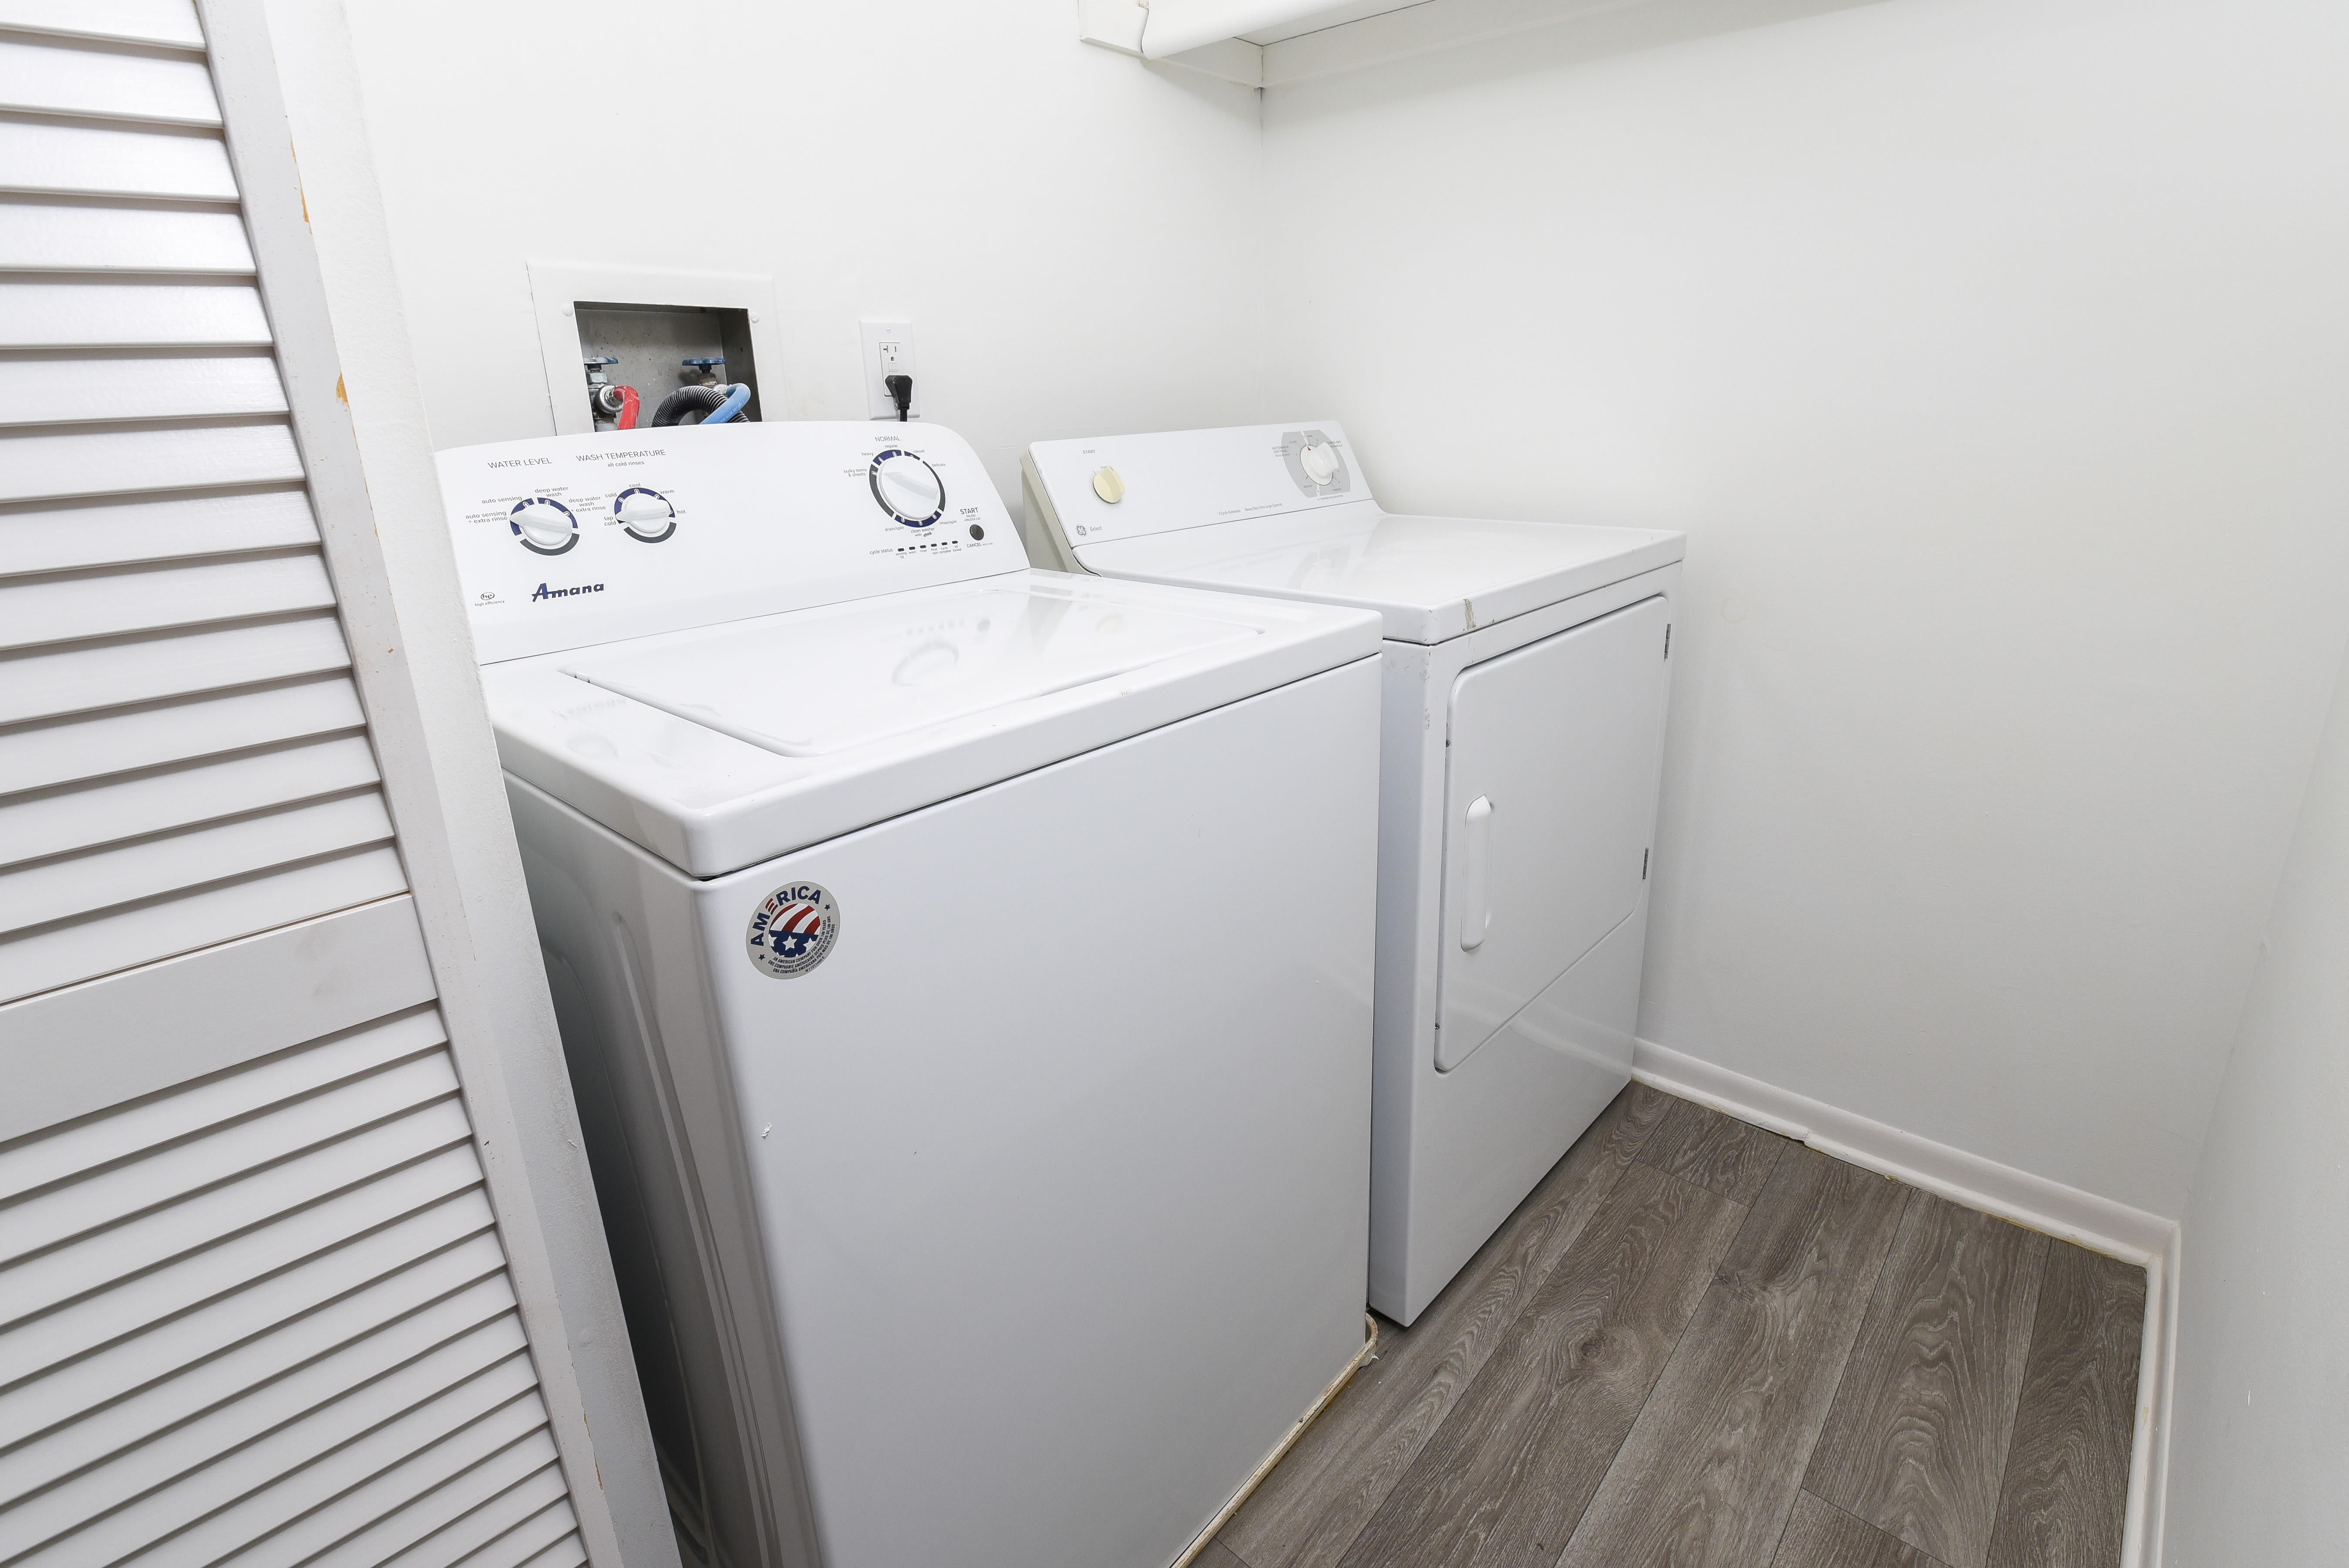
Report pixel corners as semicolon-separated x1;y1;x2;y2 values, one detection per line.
651;385;727;427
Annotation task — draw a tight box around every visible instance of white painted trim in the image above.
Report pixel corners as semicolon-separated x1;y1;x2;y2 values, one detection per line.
1632;1036;2179;1567
2143;1224;2181;1568
203;5;677;1565
525;259;787;437
0;896;434;1141
1632;1036;2172;1261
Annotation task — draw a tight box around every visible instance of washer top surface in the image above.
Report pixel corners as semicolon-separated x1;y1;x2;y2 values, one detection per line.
437;422;1378;877
561;579;1253;758
1026;422;1684;643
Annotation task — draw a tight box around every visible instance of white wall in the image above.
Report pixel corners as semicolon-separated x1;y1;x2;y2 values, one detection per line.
2163;645;2349;1564
334;0;1272;506
340;0;2349;1225
1260;0;2349;1218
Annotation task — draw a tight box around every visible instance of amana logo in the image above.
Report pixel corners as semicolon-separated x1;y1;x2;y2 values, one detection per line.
746;882;840;979
530;582;605;601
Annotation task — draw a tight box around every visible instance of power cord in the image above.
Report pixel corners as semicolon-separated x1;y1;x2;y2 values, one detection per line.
885;373;913;422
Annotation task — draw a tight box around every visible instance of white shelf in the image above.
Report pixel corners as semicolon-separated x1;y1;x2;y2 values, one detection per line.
1079;0;1660;88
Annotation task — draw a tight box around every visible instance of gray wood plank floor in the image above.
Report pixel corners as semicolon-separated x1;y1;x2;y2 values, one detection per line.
1215;1085;2144;1568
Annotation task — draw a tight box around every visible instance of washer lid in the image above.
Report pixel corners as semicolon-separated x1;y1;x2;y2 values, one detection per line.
1073;505;1685;644
481;570;1380;877
561;582;1255;757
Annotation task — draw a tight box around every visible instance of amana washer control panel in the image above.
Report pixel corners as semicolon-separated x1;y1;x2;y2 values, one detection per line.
437;421;1019;663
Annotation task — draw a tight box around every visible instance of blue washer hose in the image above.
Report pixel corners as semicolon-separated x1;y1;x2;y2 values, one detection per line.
703;383;751;424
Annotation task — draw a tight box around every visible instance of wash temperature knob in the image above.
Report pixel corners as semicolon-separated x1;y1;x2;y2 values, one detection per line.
616;487;676;542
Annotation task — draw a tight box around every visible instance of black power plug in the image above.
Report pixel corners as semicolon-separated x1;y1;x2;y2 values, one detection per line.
884;373;913;422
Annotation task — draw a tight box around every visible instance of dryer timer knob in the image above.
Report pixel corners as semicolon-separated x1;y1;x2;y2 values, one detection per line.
1299;441;1341;487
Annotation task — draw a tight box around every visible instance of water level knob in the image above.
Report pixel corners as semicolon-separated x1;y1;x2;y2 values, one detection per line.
510;497;578;554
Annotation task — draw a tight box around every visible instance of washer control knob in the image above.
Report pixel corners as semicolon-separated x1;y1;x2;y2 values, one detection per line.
510;496;578;554
1299;440;1341;487
615;486;677;542
1091;465;1126;504
870;450;946;527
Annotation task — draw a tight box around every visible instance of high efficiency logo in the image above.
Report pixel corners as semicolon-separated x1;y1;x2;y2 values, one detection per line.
746;882;839;979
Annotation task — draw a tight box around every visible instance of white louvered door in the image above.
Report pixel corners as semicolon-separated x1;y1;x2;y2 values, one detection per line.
0;5;611;1566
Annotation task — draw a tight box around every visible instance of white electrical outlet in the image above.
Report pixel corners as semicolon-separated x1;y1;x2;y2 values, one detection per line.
859;319;919;420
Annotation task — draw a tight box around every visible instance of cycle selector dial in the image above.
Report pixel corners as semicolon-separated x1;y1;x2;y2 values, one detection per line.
614;486;676;542
870;449;946;528
510;497;578;554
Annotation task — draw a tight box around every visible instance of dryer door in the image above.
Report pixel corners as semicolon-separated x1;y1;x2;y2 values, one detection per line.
1436;596;1671;1071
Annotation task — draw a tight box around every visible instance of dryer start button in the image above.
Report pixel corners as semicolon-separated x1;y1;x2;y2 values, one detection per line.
1091;465;1126;504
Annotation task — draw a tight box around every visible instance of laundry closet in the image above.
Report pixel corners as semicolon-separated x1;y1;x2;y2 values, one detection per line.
2;3;2343;1567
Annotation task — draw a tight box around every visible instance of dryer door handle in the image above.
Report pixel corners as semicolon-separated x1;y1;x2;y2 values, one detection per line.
1460;795;1493;951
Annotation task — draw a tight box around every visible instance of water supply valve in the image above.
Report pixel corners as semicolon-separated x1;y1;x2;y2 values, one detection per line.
585;356;640;431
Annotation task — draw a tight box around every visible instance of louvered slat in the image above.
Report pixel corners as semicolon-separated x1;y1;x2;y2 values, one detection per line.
448;1500;587;1568
0;1005;442;1200
0;1238;511;1507
3;1287;525;1553
0;731;378;867
369;1449;575;1568
0;202;254;273
0;37;220;126
0;1189;502;1450
107;1357;547;1568
0;119;235;200
0;672;359;793
0;613;350;726
27;1346;542;1567
0;1139;484;1379
3;1096;469;1324
504;1535;591;1568
0;487;318;576
0;353;286;425
1;1053;457;1264
0;0;205;50
0;550;332;648
0;281;270;348
222;1399;560;1568
0;841;410;1003
0;419;300;503
1;788;394;931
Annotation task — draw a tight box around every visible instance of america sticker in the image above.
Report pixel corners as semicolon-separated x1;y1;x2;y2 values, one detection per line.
745;882;839;979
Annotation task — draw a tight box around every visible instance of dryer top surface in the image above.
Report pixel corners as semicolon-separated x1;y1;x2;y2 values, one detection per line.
1076;506;1682;643
1027;422;1683;642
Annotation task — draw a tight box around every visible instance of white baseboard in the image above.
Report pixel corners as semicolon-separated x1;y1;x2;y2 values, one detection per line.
1631;1038;2178;1568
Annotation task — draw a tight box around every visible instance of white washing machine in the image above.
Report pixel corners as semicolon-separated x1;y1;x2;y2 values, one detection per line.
1023;423;1684;1325
437;421;1383;1568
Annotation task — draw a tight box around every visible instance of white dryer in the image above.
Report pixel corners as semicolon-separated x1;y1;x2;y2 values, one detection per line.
1023;424;1684;1325
438;421;1383;1568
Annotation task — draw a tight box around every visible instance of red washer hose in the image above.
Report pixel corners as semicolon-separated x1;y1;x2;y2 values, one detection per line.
616;386;640;430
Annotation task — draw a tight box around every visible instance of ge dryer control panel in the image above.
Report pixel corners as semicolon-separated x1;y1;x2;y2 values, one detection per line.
1023;422;1363;557
438;421;1019;663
